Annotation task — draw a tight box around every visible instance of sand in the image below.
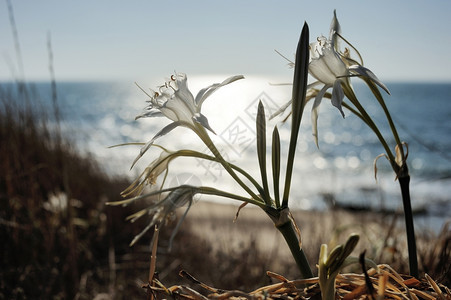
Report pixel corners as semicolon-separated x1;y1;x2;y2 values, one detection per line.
183;200;398;274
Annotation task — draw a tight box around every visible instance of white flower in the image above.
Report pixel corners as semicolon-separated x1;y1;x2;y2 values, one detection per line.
309;10;390;146
132;73;244;167
309;36;348;116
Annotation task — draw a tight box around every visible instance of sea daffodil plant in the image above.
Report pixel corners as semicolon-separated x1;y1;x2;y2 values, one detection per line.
109;10;417;288
108;23;315;279
274;11;417;277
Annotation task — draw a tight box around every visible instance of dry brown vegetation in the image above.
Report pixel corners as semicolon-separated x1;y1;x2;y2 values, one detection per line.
157;202;450;291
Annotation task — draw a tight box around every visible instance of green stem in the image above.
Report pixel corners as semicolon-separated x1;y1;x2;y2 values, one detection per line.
172;150;266;196
343;75;417;279
275;216;313;278
195;124;262;202
364;79;404;151
321;279;336;300
398;172;419;278
345;99;417;276
342;88;396;163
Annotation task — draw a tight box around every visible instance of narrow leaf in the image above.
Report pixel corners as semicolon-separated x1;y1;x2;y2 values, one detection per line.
329;233;359;272
282;22;310;207
341;233;360;260
325;245;343;268
256;101;270;205
198;186;266;208
272;126;281;207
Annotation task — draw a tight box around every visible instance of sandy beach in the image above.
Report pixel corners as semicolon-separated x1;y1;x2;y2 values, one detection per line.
182;200;407;276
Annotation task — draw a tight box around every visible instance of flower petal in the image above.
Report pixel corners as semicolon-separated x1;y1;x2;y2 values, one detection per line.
349;65;390;94
193;113;216;134
309;47;347;85
131;121;182;169
270;98;292;120
135;110;164;120
311;85;331;147
322;47;348;77
270;81;322;120
163;95;195;123
331;80;345;118
173;73;197;113
329;10;342;48
194;75;244;108
309;58;336;85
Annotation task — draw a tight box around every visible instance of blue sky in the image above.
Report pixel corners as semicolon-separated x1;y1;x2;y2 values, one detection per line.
1;0;451;82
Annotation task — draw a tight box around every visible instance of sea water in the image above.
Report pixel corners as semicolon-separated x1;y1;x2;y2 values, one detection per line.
2;77;450;232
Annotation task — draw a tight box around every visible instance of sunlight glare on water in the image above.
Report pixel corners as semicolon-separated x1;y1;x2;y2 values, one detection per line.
19;78;449;232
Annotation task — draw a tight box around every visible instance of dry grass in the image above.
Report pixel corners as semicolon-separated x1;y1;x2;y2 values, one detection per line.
146;265;451;299
182;201;450;281
143;201;450;299
0;84;139;299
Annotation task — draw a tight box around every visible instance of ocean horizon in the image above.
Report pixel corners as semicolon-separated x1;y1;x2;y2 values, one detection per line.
2;77;450;232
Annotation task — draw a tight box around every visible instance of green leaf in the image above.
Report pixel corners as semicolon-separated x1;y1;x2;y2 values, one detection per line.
199;186;266;208
282;22;310;207
342;233;360;259
325;245;343;268
256;101;271;205
272;126;281;207
328;233;360;273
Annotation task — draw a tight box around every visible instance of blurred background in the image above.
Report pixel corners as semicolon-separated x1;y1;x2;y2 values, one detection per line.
1;1;450;299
